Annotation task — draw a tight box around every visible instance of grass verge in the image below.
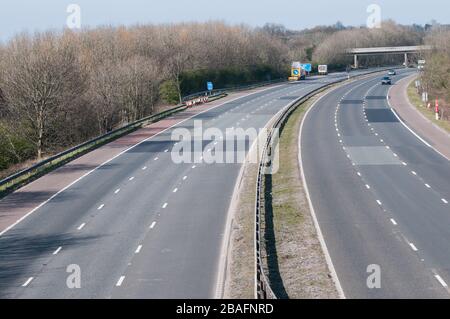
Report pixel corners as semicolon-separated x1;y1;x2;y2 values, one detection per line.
407;79;450;133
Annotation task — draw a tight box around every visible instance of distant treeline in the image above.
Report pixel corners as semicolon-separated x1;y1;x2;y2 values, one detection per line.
421;27;450;121
0;20;440;174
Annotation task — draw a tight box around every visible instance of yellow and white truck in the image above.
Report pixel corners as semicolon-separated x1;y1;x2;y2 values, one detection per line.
289;61;306;81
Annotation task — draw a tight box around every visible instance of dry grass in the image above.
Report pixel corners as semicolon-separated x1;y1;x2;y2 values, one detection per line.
262;97;338;299
223;162;258;299
407;80;450;133
225;93;339;299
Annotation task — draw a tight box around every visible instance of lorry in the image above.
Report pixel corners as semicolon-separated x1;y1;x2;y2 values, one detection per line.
318;65;328;75
289;61;307;81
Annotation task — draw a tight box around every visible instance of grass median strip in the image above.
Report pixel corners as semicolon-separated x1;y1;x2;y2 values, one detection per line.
261;95;338;299
225;92;339;299
224;160;259;299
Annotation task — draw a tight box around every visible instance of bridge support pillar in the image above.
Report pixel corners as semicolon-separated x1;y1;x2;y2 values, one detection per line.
404;53;408;67
354;54;358;69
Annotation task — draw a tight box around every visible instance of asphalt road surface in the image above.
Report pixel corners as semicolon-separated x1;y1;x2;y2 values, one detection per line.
0;70;377;299
301;69;450;298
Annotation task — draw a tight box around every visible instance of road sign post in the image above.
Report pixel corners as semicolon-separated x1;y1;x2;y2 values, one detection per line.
207;82;213;95
435;99;440;120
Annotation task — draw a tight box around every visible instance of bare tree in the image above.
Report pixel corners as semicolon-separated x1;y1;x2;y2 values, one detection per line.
0;32;86;159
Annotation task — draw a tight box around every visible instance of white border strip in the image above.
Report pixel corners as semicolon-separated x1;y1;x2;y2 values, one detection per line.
386;86;449;161
298;83;348;299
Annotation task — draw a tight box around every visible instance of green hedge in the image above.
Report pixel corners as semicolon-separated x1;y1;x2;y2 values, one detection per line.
0;126;35;171
180;65;286;95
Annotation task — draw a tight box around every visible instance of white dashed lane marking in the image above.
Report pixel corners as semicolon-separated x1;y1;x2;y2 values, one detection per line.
22;277;34;287
53;247;62;255
162;203;168;209
435;274;448;288
116;276;125;287
150;222;156;229
390;219;398;226
98;204;105;210
135;245;142;254
409;243;418;252
114;189;120;194
77;223;86;230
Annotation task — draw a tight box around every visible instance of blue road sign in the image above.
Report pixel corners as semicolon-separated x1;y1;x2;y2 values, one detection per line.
207;82;213;91
301;64;312;72
293;69;299;76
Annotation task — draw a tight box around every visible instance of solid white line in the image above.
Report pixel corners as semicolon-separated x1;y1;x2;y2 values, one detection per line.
77;223;86;230
390;219;398;225
435;274;448;287
22;277;34;287
53;247;62;255
409;243;418;251
299;81;359;299
173;188;178;193
98;204;104;210
162;203;168;209
388;98;433;148
116;276;125;287
442;199;449;204
114;189;120;194
150;221;156;229
135;245;142;254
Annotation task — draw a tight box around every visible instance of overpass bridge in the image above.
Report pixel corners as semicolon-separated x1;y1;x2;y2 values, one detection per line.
346;45;432;68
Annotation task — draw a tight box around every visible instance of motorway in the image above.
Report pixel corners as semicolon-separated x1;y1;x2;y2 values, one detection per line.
301;69;450;298
0;70;372;298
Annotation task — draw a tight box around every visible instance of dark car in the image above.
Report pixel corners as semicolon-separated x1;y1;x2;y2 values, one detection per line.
381;76;392;85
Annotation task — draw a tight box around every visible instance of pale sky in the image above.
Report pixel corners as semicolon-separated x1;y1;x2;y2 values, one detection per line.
0;0;448;41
